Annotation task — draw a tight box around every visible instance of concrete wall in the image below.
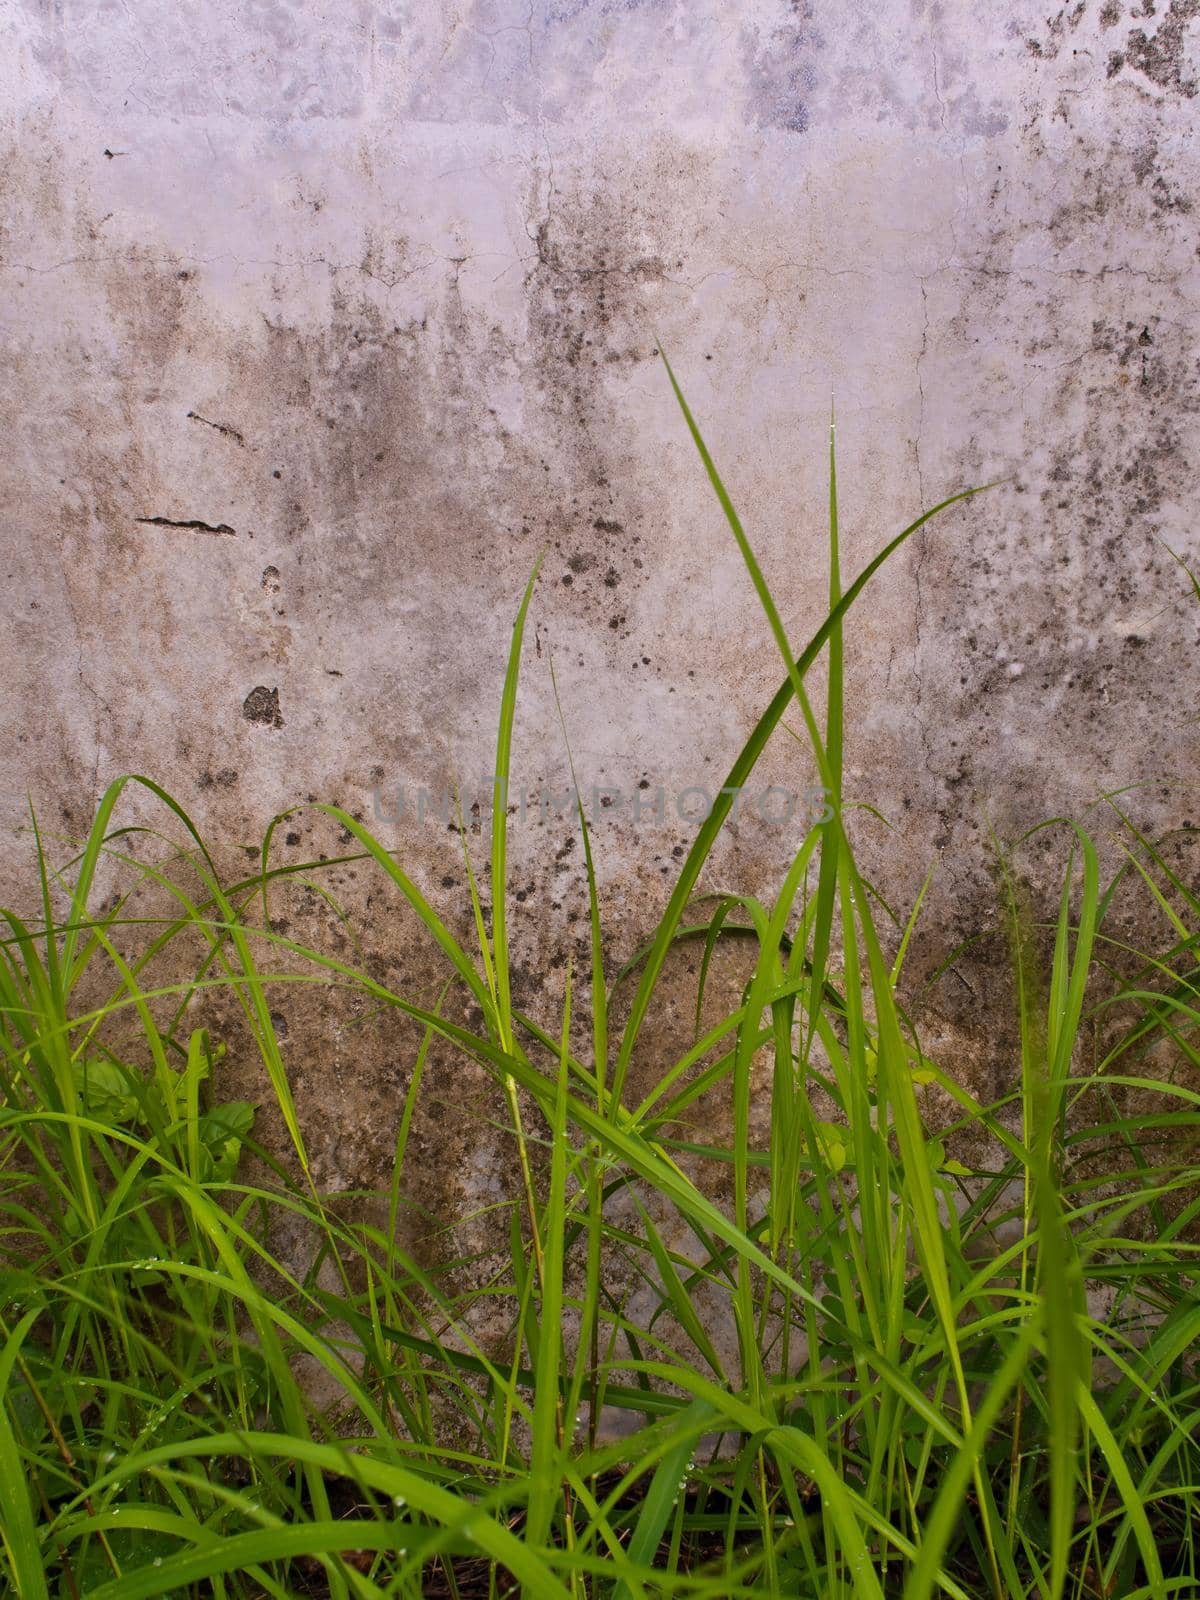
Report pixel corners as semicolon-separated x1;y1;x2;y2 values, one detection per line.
3;0;1198;1191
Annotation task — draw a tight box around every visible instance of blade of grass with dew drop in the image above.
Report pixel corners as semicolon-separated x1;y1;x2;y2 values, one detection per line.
1076;1381;1168;1599
549;658;608;1105
728;849;820;1398
1102;797;1200;929
78;1524;396;1600
1045;827;1100;1096
902;1316;1041;1600
24;815;102;1238
634;1008;752;1126
610;1399;715;1600
798;406;845;1140
387;981;453;1286
891;867;935;988
1023;832;1097;1596
549;657;612;1469
526;964;571;1551
997;829;1090;1600
181;1026;208;1185
693;895;739;1043
848;859;1005;1591
608;1359;896;1595
479;563;549;1411
80;1432;574;1600
491;556;543;1054
629;1196;728;1381
612;351;995;1108
0;1307;52;1600
452;793;502;1033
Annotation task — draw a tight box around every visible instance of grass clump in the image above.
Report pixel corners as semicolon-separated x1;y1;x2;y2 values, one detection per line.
1;363;1198;1599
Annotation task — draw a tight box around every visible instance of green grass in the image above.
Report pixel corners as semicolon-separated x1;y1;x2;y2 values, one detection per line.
2;363;1199;1598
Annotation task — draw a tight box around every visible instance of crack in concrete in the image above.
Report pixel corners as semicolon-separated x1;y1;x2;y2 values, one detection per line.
931;36;950;134
186;410;245;447
136;515;237;535
58;563;112;811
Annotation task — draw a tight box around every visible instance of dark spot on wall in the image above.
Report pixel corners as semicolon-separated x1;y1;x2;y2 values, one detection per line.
198;767;238;789
1115;0;1200;95
1150;173;1192;211
243;685;283;727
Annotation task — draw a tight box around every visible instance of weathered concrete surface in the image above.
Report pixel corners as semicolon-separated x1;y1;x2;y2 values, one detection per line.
2;1;1199;1207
